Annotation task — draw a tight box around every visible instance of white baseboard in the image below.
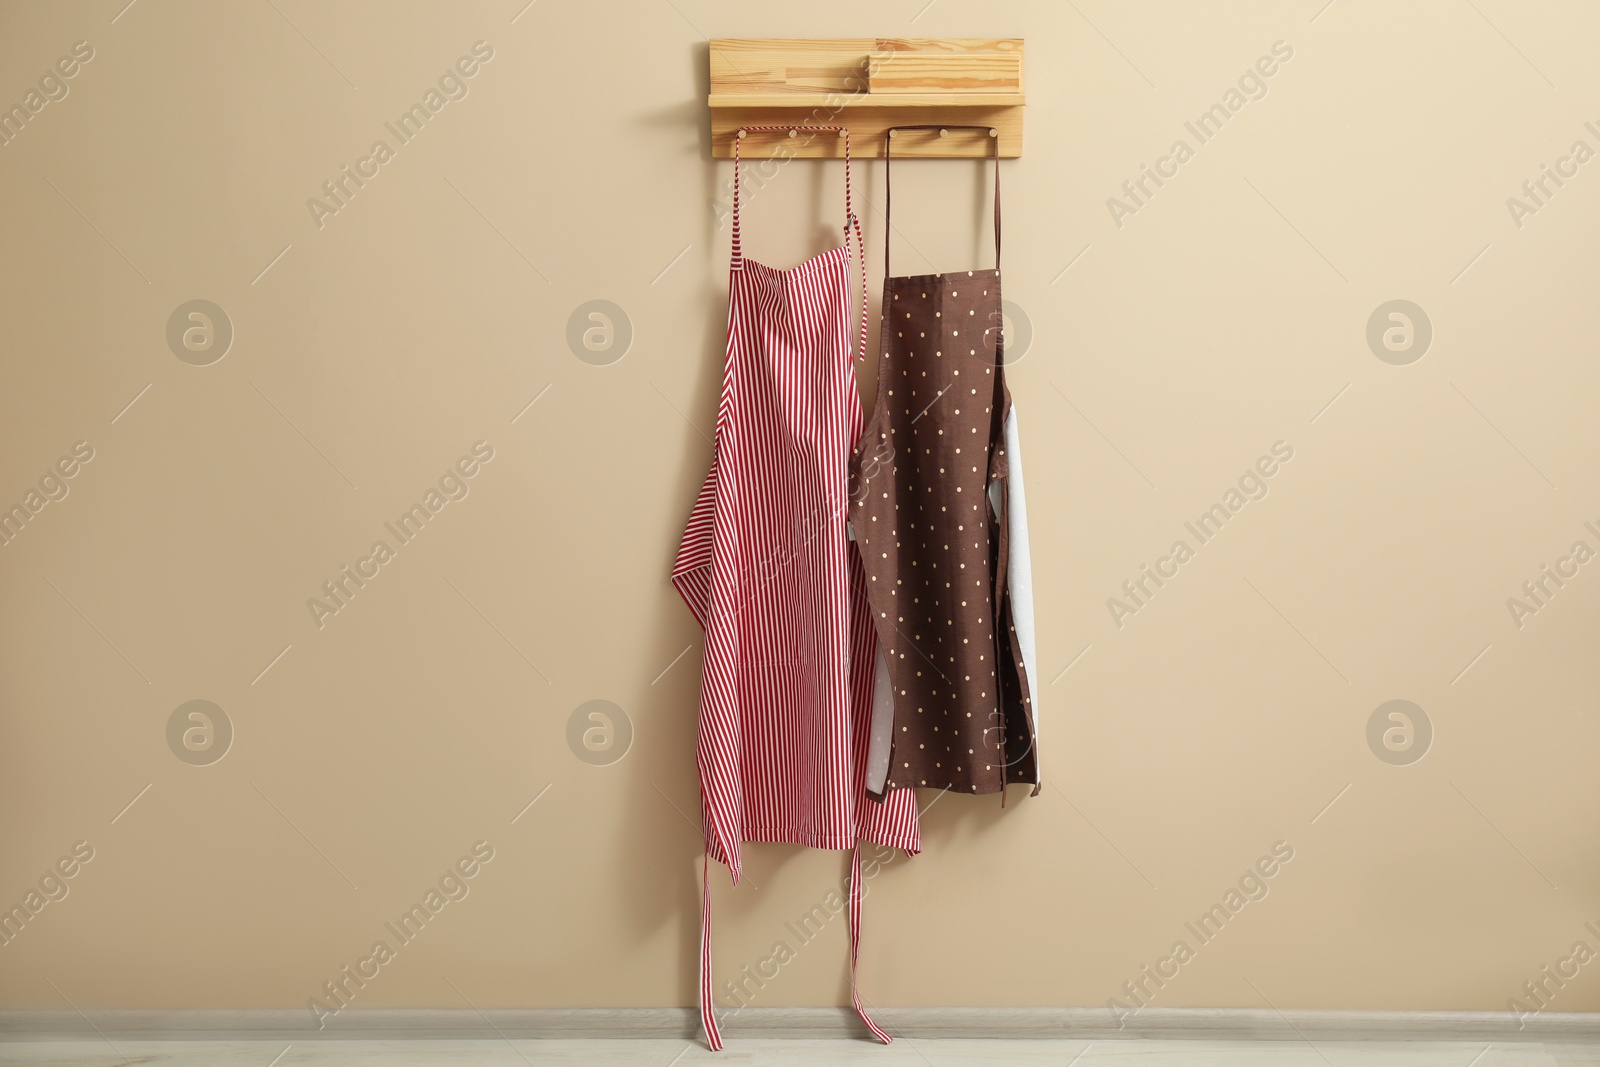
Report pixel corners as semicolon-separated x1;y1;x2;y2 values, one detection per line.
1;1007;1597;1042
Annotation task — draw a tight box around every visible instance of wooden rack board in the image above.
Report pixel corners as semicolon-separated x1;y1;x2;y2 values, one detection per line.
709;38;1024;158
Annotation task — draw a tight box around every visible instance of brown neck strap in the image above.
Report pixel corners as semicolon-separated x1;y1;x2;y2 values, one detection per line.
883;126;1001;277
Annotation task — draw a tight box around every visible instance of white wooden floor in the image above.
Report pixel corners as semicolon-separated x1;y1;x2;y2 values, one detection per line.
1;1039;1598;1065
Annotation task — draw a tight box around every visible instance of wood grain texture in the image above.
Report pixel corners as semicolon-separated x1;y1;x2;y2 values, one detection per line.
709;92;1023;108
708;38;1022;94
708;38;1024;157
711;112;1018;159
867;53;1023;95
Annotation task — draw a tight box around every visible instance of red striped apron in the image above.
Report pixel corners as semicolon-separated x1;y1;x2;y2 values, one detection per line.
672;126;921;1051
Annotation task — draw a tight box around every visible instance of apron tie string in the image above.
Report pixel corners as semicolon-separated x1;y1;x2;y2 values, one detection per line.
700;849;723;1051
700;844;890;1050
848;843;893;1044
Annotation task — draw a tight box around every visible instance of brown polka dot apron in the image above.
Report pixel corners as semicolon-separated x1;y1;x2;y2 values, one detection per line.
849;125;1042;801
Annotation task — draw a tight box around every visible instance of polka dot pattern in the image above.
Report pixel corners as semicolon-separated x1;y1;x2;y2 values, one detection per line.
849;268;1039;797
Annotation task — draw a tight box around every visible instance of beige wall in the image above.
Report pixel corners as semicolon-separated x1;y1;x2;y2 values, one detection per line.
2;0;1598;1022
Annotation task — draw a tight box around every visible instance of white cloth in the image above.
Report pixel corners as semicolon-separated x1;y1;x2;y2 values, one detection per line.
1002;407;1039;784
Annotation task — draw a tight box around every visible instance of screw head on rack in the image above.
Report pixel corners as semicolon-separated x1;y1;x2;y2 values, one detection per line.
989;128;998;137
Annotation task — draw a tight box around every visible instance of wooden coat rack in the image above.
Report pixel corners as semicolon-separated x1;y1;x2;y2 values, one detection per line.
709;38;1024;159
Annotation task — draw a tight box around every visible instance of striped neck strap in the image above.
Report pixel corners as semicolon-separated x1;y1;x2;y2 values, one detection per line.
730;126;868;363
